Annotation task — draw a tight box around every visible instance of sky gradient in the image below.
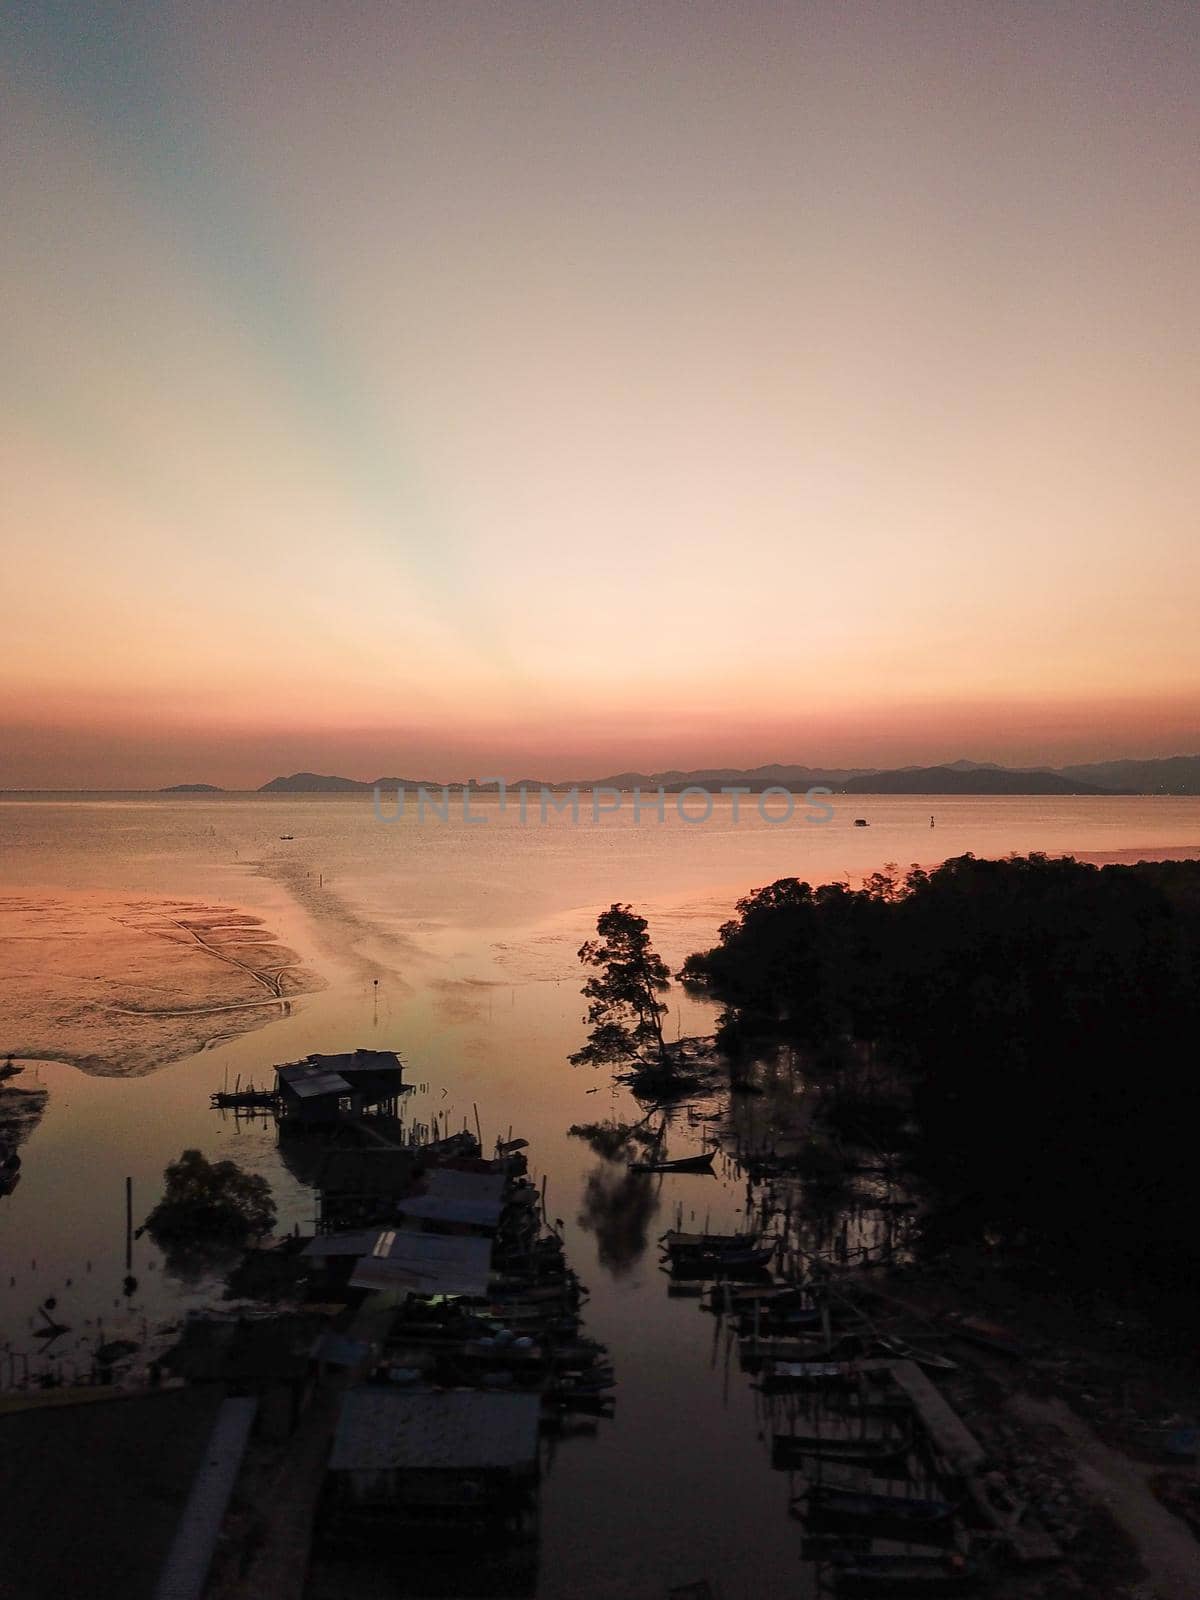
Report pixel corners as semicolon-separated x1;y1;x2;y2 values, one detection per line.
3;1;1198;787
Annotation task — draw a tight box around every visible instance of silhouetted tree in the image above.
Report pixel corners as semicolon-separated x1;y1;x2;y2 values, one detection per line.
145;1149;276;1245
682;854;1200;1287
570;904;672;1075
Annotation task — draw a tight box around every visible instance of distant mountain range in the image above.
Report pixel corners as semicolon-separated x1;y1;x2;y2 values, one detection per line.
220;754;1200;796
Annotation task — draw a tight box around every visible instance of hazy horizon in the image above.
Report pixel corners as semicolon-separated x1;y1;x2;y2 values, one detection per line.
4;2;1198;788
3;745;1200;794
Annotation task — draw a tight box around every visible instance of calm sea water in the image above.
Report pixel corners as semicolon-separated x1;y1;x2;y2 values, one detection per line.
1;793;1197;1598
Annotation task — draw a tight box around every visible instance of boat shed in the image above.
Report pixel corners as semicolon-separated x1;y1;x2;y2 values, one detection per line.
328;1388;540;1508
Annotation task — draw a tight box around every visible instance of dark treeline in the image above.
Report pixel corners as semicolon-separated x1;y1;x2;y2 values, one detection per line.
681;855;1200;1286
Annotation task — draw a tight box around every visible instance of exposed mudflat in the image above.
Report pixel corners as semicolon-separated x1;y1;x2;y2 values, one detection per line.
0;892;321;1075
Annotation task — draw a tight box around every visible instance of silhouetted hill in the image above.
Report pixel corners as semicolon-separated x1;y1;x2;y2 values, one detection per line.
258;772;438;793
254;757;1197;795
1058;754;1200;795
839;765;1109;795
586;764;874;791
259;772;368;793
160;783;224;793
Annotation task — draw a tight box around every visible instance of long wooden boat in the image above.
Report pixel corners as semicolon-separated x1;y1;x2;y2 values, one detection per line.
802;1484;958;1537
831;1551;978;1595
630;1150;715;1174
870;1335;960;1373
707;1283;808;1310
758;1361;859;1390
661;1230;756;1253
742;1334;866;1366
772;1432;911;1470
671;1243;776;1278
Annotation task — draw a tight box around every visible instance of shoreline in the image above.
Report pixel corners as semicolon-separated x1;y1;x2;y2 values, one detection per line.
0;891;322;1077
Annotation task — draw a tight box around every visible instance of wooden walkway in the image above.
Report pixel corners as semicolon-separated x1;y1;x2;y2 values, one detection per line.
154;1397;259;1600
856;1358;988;1475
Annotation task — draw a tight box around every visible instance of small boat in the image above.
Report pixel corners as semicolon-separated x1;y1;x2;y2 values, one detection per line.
802;1484;958;1537
662;1230;757;1253
210;1087;278;1109
772;1431;911;1470
630;1150;715;1174
279;834;294;840
853;819;869;827
708;1283;808;1310
830;1551;977;1595
742;1333;866;1365
758;1361;858;1390
871;1335;960;1373
672;1243;776;1277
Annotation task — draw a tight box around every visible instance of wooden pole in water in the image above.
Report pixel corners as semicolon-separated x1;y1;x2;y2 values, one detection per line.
473;1102;482;1152
125;1176;132;1271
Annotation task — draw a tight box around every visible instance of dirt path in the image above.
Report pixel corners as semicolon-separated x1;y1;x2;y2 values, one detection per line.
1010;1393;1200;1600
171;917;289;999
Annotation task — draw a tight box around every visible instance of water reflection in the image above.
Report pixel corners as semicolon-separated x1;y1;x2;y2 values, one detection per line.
575;1162;661;1276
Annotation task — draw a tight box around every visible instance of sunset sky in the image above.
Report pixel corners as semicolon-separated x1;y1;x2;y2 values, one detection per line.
3;1;1198;787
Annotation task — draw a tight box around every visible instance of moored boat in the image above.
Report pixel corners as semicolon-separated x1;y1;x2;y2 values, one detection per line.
830;1550;977;1595
802;1484;958;1540
630;1150;715;1174
758;1360;858;1389
772;1431;911;1470
661;1229;756;1253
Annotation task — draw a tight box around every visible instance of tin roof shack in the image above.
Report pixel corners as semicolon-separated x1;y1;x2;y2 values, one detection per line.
302;1227;494;1302
326;1388;540;1530
316;1147;422;1232
276;1049;409;1126
397;1167;508;1234
351;1230;494;1296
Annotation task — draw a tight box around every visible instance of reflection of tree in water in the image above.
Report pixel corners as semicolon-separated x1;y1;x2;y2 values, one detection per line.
576;1162;661;1276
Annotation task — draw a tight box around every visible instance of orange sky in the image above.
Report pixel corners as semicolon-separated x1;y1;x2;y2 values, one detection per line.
2;3;1198;787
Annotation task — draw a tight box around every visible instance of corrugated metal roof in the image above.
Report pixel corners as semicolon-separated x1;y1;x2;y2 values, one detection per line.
348;1230;493;1296
277;1064;353;1098
308;1050;404;1078
330;1389;539;1473
398;1168;506;1228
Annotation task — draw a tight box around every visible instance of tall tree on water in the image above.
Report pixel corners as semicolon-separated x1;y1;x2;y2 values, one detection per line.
570;904;672;1075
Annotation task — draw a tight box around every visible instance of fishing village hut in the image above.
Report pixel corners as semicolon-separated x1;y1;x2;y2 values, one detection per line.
396;1166;507;1234
326;1388;541;1522
275;1048;409;1126
349;1230;494;1297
